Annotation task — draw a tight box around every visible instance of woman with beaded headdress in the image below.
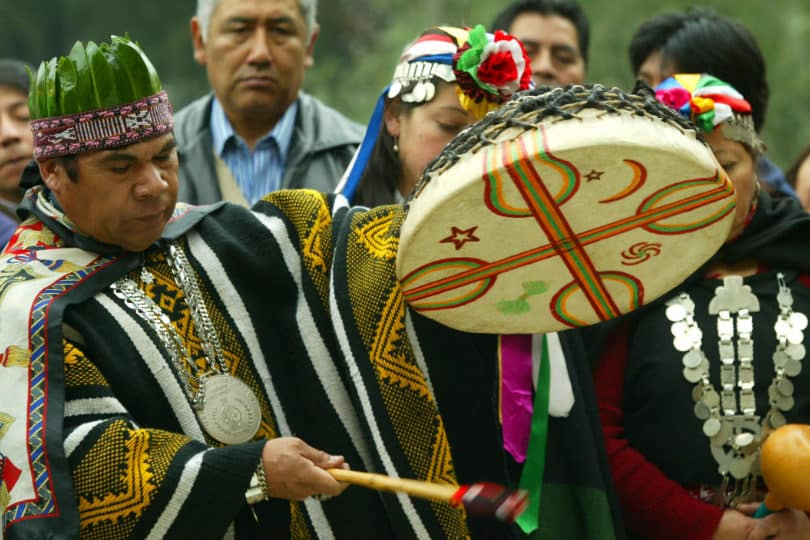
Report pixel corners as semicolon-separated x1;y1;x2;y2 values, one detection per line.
592;73;810;539
336;25;532;206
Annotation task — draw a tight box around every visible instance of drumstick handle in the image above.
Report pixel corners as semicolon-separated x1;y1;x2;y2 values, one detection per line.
328;468;457;503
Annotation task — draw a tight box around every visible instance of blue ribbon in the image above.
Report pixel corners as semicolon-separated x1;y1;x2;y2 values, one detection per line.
339;87;389;203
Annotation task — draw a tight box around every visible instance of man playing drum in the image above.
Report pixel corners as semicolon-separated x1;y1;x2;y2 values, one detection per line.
0;36;743;539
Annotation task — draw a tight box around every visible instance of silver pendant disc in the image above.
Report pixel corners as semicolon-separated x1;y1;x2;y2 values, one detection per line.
198;374;262;444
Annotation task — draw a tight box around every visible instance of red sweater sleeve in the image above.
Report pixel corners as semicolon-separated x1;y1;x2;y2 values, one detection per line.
593;322;724;540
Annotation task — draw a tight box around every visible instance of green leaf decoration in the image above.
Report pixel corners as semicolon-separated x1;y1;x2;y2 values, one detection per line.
68;41;93;113
83;41;102;110
497;299;531;315
57;56;80;115
25;65;37;118
30;62;47;119
110;36;160;102
522;281;549;296
105;43;135;105
45;58;58;117
117;35;161;90
87;41;118;108
30;35;162;119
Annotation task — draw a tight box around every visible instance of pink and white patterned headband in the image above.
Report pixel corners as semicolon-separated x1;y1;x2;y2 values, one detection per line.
31;90;174;159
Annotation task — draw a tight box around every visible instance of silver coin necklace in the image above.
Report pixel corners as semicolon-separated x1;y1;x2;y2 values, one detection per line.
665;272;807;506
111;241;261;444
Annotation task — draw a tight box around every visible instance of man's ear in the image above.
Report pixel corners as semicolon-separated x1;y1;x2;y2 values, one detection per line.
38;159;64;195
191;17;207;66
383;99;401;138
304;24;319;69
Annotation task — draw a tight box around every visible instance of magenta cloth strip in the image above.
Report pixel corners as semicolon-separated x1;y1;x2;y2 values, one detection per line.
500;333;534;463
32;90;174;159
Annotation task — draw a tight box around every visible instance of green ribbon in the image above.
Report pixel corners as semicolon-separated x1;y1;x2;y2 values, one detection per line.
516;334;551;534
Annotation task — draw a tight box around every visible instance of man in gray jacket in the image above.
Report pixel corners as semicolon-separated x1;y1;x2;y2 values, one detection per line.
175;0;363;206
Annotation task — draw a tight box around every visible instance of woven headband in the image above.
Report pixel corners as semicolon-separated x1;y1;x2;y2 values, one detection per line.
32;91;173;159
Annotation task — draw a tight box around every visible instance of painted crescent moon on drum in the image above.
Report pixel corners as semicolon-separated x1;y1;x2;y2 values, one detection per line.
599;159;647;203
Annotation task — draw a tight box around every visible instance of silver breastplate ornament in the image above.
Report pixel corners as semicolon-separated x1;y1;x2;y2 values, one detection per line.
665;273;807;506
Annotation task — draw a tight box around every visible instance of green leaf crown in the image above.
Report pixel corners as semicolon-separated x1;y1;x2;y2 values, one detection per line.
27;35;162;120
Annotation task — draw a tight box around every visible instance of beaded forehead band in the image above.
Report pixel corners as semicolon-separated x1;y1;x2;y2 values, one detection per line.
386;26;463;104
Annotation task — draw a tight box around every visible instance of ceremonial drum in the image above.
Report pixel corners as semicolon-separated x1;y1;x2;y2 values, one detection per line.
397;84;736;334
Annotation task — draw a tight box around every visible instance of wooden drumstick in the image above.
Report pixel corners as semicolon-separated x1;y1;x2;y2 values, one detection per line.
328;468;529;523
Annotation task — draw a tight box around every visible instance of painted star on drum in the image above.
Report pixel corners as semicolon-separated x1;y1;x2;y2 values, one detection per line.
440;226;481;250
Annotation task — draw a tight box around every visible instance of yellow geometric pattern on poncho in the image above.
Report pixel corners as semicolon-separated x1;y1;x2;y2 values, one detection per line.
64;341;108;387
72;420;191;539
270;189;333;308
63;344;191;538
346;207;469;539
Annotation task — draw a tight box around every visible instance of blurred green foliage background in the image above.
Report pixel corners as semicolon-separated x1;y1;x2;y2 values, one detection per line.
3;0;809;170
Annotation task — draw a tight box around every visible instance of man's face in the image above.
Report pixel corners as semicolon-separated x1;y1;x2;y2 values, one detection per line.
508;13;586;87
0;84;34;203
40;133;179;252
191;0;317;133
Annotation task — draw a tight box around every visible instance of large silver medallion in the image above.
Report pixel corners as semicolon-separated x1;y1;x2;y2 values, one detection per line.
198;374;262;445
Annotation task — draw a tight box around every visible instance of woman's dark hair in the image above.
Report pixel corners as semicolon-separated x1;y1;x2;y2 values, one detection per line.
354;99;426;207
353;126;401;207
628;10;694;75
628;7;768;132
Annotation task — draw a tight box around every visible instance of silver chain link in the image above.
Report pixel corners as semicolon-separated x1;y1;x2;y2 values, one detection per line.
165;243;230;374
110;241;230;409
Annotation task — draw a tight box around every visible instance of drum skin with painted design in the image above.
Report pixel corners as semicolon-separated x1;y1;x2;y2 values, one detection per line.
397;85;736;334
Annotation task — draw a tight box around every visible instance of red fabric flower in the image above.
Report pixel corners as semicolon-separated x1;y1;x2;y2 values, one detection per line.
478;50;520;89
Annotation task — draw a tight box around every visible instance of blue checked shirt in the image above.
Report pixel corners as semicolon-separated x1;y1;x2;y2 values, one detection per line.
210;97;298;205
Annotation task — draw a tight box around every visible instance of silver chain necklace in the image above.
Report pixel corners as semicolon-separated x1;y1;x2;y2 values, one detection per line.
665;272;807;506
111;241;261;444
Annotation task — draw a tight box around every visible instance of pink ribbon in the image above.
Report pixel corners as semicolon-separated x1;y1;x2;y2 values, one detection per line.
500;334;534;463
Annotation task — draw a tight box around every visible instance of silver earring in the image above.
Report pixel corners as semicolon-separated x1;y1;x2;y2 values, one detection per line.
393;137;399;154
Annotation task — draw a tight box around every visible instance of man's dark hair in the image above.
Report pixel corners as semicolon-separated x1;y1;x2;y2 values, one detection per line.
55;156;79;182
628;7;768;131
490;0;590;64
0;58;30;95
